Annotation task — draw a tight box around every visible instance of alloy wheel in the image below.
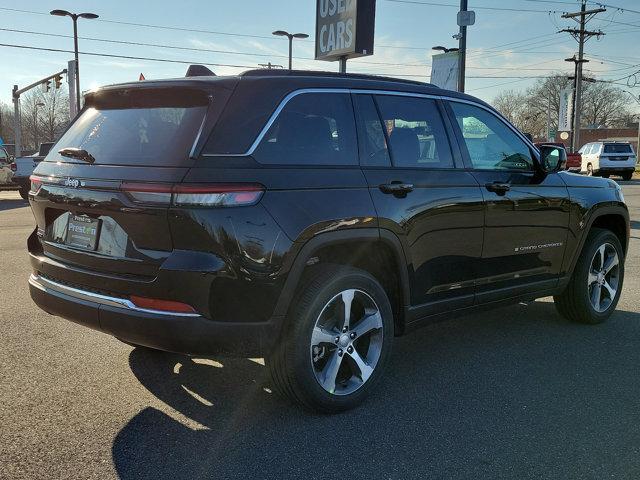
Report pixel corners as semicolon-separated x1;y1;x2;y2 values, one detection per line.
587;242;620;313
310;289;384;396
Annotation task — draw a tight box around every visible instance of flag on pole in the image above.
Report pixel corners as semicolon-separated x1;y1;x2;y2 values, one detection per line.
139;73;146;81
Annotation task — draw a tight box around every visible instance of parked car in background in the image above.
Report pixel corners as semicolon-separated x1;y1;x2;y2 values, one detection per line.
579;141;637;180
0;146;15;186
27;69;629;412
534;142;581;172
12;142;55;199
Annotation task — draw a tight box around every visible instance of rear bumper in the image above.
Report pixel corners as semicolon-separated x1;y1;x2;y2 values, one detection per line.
29;274;283;356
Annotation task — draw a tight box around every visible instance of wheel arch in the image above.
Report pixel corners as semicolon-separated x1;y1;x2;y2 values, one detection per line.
567;204;629;275
273;228;411;334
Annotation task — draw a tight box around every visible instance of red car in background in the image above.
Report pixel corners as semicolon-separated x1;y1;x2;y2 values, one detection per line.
535;142;581;172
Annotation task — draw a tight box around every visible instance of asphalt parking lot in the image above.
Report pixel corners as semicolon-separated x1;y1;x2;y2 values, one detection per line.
1;182;640;480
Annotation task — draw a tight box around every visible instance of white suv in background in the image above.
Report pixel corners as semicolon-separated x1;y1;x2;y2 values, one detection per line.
579;141;637;180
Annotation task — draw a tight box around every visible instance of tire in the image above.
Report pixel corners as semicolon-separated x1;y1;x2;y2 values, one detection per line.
267;265;394;413
554;228;624;324
19;186;29;200
622;172;633;181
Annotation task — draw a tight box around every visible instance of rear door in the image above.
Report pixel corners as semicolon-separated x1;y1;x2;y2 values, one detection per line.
445;100;570;302
355;93;484;316
30;85;230;282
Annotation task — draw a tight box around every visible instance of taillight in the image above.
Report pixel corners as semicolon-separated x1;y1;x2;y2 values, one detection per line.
10;162;16;172
129;295;197;314
29;175;43;194
121;182;264;207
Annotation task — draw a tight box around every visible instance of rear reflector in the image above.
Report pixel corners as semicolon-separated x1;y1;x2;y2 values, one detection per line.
129;295;197;314
121;182;264;207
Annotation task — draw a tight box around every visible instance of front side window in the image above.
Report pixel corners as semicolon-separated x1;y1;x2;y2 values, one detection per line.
253;93;357;166
375;95;454;168
0;148;7;163
450;101;534;171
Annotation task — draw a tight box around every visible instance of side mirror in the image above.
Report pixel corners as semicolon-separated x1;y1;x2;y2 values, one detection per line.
538;144;567;173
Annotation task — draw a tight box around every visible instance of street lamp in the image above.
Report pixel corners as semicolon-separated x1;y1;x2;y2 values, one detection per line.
272;30;309;70
34;102;44;150
50;9;99;112
432;46;459;53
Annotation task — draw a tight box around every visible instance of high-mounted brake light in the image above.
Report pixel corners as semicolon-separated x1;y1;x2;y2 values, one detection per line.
121;182;264;207
129;295;197;314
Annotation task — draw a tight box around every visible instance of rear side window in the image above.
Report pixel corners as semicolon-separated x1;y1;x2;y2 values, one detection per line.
604;144;633;154
375;95;454;168
47;88;208;167
253;93;357;166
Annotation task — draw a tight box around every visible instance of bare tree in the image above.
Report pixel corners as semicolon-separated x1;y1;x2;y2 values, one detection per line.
581;82;629;128
492;74;631;137
19;88;70;151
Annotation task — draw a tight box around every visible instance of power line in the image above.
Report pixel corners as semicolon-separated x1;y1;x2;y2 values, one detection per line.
0;27;429;68
587;2;640;15
0;42;255;69
384;0;557;13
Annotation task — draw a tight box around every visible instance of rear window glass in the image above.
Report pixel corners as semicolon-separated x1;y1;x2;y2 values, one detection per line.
604;144;633;154
253;93;357;166
47;88;207;167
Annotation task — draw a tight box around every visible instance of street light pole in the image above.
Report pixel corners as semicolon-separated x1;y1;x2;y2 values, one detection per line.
50;9;99;113
272;30;309;70
34;102;44;150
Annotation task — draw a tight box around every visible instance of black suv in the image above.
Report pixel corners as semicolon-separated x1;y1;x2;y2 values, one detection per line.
28;69;629;412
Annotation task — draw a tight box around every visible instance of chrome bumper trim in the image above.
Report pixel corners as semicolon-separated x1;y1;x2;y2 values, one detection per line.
29;274;201;318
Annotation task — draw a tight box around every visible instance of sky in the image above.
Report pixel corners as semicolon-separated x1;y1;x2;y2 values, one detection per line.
0;0;639;112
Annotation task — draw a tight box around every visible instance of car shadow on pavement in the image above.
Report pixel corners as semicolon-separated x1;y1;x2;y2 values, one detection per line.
113;300;640;480
0;197;28;212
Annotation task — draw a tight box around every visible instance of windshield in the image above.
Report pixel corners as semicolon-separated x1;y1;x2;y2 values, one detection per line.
604;144;633;154
46;88;208;167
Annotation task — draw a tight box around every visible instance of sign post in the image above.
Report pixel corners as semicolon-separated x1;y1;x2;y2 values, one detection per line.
315;0;377;72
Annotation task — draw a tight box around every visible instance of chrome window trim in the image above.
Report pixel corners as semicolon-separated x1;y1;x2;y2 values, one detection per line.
29;274;201;318
201;88;441;158
200;87;537;161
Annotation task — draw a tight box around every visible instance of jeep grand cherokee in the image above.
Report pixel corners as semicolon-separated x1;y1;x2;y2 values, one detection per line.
27;68;629;412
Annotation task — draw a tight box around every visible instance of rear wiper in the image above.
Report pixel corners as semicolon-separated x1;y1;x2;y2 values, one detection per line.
58;147;95;164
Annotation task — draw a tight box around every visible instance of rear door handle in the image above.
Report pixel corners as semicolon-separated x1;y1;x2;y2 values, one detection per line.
379;182;414;195
485;182;510;195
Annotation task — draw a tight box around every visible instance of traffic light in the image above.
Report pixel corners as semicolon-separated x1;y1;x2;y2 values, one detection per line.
54;74;63;89
42;80;51;93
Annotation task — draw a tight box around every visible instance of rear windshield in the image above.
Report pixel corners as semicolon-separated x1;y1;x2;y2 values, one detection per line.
47;88;208;167
603;144;633;154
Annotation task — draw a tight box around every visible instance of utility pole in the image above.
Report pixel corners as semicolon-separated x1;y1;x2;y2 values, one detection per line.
546;95;552;141
561;1;605;151
457;0;468;93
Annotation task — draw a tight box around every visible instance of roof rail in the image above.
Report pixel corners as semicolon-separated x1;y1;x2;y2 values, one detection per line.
186;65;216;77
240;69;434;87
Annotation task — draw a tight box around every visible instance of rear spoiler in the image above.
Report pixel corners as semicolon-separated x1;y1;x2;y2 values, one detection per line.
186;65;216;77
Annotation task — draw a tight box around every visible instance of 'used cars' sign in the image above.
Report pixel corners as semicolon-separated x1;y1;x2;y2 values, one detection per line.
315;0;376;61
